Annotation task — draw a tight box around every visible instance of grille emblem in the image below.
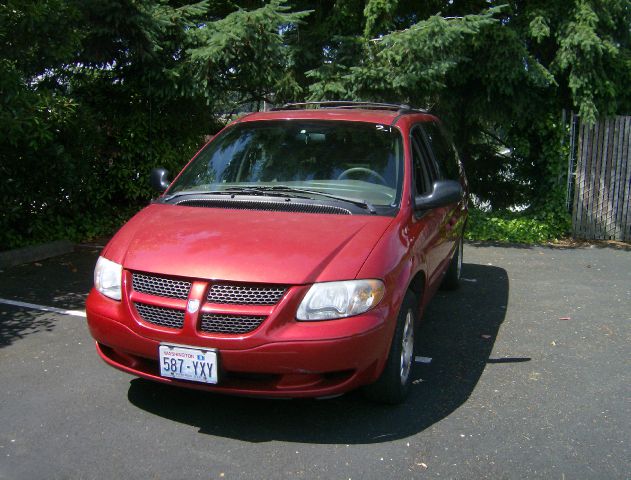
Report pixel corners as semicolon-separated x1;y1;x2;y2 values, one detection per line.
187;299;200;314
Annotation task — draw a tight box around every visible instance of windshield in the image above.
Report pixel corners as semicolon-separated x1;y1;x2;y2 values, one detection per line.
168;120;404;208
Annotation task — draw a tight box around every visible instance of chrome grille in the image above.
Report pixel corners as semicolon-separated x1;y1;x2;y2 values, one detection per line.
207;284;286;305
200;313;265;334
134;303;185;329
132;272;191;300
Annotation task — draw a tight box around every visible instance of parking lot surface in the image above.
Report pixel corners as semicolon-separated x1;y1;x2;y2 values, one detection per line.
0;244;629;479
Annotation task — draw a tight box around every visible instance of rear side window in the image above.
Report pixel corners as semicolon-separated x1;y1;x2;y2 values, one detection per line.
422;122;460;180
411;128;434;196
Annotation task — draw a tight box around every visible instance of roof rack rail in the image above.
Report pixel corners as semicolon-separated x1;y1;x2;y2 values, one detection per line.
270;101;427;115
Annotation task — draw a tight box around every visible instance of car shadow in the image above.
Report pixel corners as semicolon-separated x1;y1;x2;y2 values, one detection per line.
127;263;512;444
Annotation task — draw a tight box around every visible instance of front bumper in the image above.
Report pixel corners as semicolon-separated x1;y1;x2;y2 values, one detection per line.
86;288;395;398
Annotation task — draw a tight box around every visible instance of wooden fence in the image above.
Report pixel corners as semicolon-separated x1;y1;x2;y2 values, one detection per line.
571;115;631;241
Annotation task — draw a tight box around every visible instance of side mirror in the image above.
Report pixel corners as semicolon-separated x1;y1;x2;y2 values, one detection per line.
150;167;171;193
415;180;463;210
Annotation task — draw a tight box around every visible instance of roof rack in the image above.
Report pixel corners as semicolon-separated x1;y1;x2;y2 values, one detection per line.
270;101;427;115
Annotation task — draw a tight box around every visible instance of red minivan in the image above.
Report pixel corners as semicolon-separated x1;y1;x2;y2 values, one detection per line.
86;102;468;404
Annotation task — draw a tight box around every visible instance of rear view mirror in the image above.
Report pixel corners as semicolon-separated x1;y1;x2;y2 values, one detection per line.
151;168;171;193
414;180;463;210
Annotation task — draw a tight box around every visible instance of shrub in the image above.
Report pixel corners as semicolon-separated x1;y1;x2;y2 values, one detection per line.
465;206;571;244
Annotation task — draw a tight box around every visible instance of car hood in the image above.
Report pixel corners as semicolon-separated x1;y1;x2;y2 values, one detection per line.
103;203;394;285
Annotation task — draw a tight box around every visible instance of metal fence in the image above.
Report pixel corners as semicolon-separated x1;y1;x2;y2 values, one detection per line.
571;115;631;241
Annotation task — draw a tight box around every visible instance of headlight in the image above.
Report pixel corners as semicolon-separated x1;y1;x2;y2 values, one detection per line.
296;279;385;321
94;256;122;300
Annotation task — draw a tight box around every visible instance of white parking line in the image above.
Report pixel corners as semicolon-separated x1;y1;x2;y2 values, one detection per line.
415;356;432;363
0;298;86;318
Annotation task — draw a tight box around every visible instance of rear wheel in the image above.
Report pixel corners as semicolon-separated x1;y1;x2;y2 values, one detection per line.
364;291;417;404
441;237;463;290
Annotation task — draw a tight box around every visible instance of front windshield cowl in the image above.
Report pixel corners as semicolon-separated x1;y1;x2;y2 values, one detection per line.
166;120;404;215
159;189;394;216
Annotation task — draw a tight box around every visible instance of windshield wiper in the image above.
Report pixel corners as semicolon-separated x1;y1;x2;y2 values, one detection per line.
161;190;235;202
161;187;312;202
246;185;377;214
161;186;377;213
220;186;312;199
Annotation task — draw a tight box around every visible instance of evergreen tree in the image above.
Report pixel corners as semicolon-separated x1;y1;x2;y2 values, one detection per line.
1;0;629;248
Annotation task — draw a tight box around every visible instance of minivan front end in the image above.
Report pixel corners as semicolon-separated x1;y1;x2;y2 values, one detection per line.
86;264;398;397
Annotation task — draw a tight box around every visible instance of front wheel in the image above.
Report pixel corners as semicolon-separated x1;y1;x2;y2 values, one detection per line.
364;291;417;404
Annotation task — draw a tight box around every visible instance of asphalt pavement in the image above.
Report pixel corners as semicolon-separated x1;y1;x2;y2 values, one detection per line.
0;243;629;479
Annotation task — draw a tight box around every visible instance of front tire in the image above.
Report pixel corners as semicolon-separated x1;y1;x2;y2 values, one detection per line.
364;291;417;404
441;237;463;290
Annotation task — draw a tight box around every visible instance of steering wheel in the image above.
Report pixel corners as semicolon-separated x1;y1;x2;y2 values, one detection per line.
337;167;388;185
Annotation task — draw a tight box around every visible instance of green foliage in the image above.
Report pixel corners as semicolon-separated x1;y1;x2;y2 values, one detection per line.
187;0;312;105
465;206;572;244
554;0;624;122
1;0;630;249
0;0;309;250
308;8;500;103
529;15;551;43
363;0;399;37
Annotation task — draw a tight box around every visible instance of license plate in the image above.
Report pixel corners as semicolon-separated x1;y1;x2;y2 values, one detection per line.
159;344;218;384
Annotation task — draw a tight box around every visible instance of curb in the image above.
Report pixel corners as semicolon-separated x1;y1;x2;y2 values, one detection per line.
0;240;75;269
